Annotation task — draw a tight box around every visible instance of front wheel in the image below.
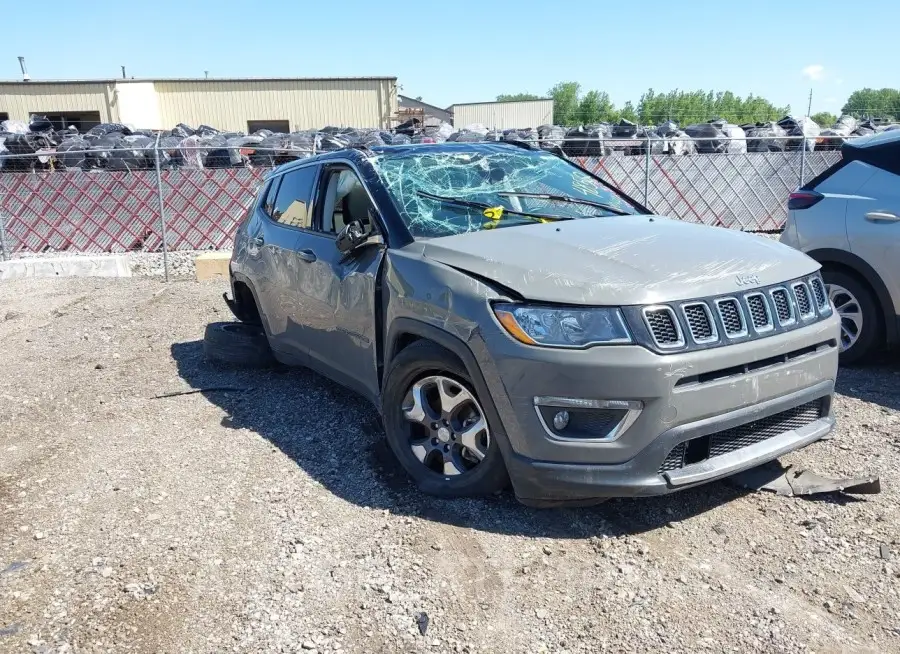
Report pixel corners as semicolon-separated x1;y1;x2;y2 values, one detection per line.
822;270;882;365
382;341;509;497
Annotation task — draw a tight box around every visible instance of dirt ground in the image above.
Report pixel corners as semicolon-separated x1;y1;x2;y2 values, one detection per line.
1;278;898;654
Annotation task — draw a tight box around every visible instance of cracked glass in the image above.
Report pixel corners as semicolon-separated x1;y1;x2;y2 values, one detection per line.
370;144;637;238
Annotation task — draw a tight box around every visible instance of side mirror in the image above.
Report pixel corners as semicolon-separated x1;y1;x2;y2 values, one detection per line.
336;220;368;254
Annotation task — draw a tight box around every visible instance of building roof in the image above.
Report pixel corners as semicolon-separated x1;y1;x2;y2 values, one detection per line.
0;76;397;85
450;98;553;108
399;95;453;115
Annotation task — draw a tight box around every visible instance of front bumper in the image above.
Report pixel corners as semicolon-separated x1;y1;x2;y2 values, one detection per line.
472;312;840;502
506;381;834;503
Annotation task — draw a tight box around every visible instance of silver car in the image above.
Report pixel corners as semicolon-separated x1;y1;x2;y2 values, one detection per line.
219;142;840;506
781;129;900;364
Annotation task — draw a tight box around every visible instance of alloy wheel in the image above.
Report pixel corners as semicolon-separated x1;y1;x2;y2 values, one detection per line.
827;283;863;353
401;375;490;476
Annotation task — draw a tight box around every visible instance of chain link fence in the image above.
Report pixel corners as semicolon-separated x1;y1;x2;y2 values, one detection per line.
0;136;841;277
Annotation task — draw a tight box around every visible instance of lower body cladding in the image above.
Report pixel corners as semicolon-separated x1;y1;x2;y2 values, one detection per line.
479;314;841;503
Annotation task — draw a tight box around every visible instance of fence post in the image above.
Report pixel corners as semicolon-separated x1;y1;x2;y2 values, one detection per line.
644;134;651;206
798;137;807;188
0;205;8;262
153;134;171;282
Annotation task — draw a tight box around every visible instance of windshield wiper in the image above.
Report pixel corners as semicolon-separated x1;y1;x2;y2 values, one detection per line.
497;192;632;216
416;191;573;223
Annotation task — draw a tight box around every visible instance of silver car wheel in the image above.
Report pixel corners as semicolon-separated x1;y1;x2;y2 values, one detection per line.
401;375;490;476
828;283;863;353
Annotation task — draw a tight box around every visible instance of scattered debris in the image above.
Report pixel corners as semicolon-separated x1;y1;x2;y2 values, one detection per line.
727;461;881;497
880;545;891;561
0;561;29;577
416;612;430;636
153;386;249;399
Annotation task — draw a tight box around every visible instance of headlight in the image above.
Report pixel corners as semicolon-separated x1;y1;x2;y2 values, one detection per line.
493;304;632;347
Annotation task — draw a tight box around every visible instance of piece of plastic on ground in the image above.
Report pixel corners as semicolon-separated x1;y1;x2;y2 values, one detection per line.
727;460;881;497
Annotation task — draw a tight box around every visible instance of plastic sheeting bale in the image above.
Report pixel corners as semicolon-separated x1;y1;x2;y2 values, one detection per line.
88;123;134;137
563;125;611;157
196;124;220;137
684;123;729;153
394;119;421;136
657;120;679;137
663;130;696;155
612;119;637;138
389;133;411;145
1;119;28;134
538;124;566;151
171;123;196;138
743;122;788;152
29;115;55;133
721;123;747;153
447;130;486;143
777;116;820;151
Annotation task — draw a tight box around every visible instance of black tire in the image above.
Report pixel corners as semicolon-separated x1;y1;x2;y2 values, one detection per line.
821;269;882;365
382;340;509;497
203;322;275;368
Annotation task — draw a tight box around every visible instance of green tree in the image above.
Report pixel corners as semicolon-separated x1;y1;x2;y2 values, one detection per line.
577;90;617;124
496;93;542;102
619;101;638;123
637;88;787;126
841;88;900;121
811;111;837;128
548;81;581;125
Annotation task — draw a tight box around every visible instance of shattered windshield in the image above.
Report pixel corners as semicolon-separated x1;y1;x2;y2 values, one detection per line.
370;145;637;238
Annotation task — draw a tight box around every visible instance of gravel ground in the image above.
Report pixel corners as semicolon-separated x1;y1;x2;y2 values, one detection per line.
1;277;898;654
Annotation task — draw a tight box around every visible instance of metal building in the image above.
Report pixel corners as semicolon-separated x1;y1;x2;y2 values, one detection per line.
0;77;398;132
450;99;554;129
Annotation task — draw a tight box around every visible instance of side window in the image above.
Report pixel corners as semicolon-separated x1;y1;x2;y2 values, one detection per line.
261;178;279;218
271;167;317;228
320;168;375;235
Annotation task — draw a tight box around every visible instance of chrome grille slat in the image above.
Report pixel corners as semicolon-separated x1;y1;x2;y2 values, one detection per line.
681;302;717;344
770;287;795;326
643;306;684;349
809;276;829;311
792;282;815;320
715;297;747;338
745;292;773;333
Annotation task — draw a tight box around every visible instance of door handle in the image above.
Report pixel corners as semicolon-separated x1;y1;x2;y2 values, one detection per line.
865;211;900;223
251;235;265;246
297;249;317;263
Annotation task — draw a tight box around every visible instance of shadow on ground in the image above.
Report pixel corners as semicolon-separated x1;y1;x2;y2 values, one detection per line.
170;339;819;538
835;353;900;412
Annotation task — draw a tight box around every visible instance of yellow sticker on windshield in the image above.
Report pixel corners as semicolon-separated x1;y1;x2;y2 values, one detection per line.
483;206;504;220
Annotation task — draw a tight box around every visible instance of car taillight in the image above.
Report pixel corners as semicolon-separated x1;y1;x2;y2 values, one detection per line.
788;190;824;210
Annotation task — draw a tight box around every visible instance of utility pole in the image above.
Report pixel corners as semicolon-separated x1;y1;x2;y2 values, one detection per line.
807;89;813;117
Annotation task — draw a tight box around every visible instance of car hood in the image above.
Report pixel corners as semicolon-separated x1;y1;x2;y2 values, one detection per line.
420;216;819;305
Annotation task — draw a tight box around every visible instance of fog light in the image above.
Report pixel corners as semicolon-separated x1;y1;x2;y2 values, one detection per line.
552;411;570;431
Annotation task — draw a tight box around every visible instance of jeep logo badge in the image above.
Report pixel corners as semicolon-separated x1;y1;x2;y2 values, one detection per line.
735;273;760;287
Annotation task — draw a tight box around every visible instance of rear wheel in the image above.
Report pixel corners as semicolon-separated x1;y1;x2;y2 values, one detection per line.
821;270;882;365
382;341;509;497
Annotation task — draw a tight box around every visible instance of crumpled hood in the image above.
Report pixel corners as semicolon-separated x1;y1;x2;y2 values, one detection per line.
421;215;819;305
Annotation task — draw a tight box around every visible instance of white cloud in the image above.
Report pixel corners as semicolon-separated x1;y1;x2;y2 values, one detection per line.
802;64;825;81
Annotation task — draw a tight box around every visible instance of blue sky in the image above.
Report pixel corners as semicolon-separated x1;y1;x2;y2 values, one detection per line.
2;0;897;117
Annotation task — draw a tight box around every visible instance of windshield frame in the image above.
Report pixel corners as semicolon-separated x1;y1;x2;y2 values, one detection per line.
368;143;649;239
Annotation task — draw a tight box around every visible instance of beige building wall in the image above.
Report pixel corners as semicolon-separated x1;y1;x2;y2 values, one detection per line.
154;78;397;131
0;82;115;122
114;81;162;129
0;77;397;132
451;99;555;129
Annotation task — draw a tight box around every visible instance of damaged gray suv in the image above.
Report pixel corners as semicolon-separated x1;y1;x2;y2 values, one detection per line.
220;142;841;506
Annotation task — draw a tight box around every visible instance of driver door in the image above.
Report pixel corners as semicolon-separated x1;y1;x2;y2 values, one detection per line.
292;163;386;403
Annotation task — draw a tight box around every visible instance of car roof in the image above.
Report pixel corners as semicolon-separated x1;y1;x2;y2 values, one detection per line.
841;128;900;175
